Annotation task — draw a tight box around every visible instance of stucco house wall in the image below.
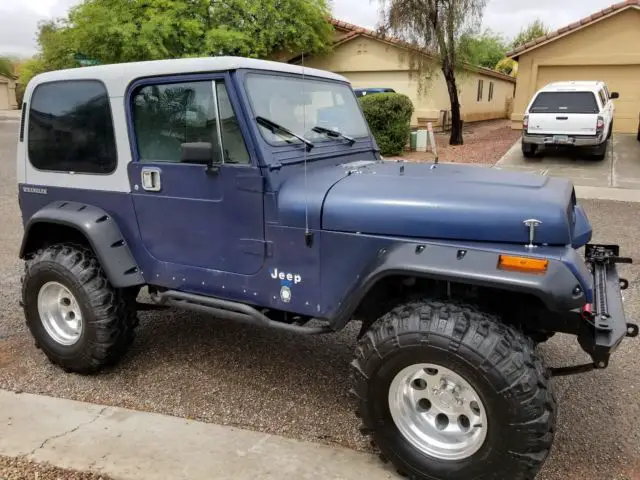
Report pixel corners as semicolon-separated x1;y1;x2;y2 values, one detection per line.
302;34;516;128
0;74;18;110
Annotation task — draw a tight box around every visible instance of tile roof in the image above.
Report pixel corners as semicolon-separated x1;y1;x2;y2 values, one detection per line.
328;18;516;83
507;0;640;58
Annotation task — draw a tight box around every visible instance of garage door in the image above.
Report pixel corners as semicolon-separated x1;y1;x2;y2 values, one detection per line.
0;83;9;110
536;65;640;133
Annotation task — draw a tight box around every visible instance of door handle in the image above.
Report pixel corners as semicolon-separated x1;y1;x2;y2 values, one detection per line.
141;167;162;192
556;116;568;120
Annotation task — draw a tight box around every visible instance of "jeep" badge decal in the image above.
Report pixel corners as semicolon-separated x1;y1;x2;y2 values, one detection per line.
270;268;302;284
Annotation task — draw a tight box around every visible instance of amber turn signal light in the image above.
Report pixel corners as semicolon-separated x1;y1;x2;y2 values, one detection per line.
498;255;549;274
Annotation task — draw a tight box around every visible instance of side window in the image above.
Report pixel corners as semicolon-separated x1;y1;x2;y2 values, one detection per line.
488;82;494;102
28;80;116;174
477;80;484;102
215;83;250;164
598;89;607;108
133;81;222;163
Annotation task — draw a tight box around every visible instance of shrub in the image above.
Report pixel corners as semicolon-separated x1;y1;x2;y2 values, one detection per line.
359;93;414;156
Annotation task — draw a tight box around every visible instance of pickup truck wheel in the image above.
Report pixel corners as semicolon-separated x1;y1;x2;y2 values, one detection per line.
521;142;537;158
22;244;137;374
351;299;556;480
593;138;609;161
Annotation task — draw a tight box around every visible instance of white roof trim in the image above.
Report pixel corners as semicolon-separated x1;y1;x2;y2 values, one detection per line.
28;56;349;97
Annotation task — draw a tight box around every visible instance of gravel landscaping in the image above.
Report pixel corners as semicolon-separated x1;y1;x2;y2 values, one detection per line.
0;456;112;480
389;118;521;165
1;119;639;479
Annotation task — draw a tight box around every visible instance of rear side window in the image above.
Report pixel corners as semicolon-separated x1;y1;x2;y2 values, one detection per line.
28;80;116;174
598;89;607;107
529;92;599;114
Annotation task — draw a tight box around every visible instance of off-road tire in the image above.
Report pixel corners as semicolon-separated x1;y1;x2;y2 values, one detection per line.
522;142;538;158
351;299;556;480
22;244;137;374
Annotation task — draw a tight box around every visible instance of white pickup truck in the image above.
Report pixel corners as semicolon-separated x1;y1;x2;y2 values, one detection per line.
522;81;618;160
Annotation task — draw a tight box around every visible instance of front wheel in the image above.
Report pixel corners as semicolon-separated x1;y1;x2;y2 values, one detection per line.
351;299;556;480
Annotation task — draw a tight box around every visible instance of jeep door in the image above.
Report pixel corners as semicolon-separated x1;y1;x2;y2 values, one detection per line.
126;74;265;275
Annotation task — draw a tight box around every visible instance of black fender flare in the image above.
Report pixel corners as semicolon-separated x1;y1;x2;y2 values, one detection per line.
20;201;145;289
331;242;587;330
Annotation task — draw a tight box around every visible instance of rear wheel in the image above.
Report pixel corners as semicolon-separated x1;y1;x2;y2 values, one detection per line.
592;138;609;160
22;244;137;374
352;299;556;480
522;142;538;158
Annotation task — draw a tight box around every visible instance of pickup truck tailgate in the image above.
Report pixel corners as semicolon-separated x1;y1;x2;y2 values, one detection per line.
528;113;598;136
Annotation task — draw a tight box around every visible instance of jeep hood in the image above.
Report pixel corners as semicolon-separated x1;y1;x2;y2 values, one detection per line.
319;161;591;247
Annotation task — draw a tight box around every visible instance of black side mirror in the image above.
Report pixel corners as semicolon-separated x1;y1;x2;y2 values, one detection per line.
610;92;620;99
180;142;221;173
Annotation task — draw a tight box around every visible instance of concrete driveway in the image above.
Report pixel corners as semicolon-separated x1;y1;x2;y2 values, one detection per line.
496;134;640;190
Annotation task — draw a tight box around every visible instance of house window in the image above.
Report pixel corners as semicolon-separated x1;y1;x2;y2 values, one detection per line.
477;80;484;101
488;82;494;102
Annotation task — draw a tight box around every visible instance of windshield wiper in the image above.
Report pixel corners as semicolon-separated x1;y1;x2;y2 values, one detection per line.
311;125;356;145
256;116;314;151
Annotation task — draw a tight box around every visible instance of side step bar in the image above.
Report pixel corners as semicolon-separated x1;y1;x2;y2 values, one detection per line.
150;290;334;335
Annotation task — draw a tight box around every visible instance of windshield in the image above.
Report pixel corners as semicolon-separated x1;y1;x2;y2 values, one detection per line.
245;73;369;146
530;92;600;114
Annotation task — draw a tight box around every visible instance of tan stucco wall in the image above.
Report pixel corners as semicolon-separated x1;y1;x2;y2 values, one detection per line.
303;37;515;127
0;75;18;110
511;7;640;133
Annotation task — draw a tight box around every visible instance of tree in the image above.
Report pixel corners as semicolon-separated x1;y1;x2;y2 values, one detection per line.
511;19;550;49
494;57;517;76
459;29;507;69
22;0;333;87
0;56;16;78
379;0;489;145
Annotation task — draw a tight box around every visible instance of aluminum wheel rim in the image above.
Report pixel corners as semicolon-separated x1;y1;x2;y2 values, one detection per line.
37;281;83;346
388;363;488;461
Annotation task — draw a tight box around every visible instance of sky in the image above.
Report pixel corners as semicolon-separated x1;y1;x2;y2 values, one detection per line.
0;0;618;57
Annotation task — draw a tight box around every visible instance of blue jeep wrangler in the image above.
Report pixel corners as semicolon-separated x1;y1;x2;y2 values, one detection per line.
17;57;637;479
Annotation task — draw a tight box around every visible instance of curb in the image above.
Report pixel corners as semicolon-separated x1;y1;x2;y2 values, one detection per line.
574;185;640;203
494;140;521;167
0;389;395;480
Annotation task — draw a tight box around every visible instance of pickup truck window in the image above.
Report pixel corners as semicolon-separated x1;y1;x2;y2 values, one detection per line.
530;92;599;114
598;89;607;107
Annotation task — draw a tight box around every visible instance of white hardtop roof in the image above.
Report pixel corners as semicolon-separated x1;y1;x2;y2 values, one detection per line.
28;56;350;98
540;81;604;93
